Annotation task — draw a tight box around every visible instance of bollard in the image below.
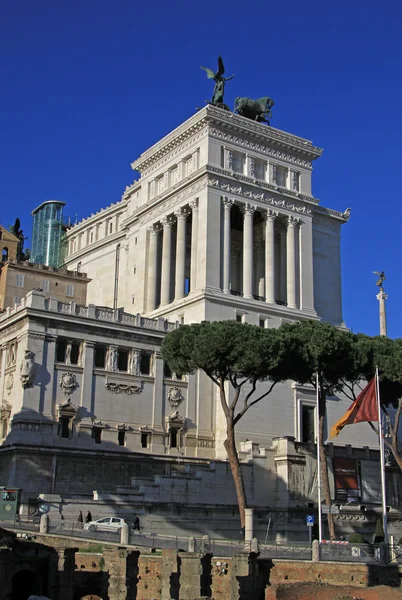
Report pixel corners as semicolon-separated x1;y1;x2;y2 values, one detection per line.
379;541;389;565
312;539;320;562
188;536;195;552
244;508;254;542
39;514;49;534
251;537;259;553
201;534;210;554
120;521;129;545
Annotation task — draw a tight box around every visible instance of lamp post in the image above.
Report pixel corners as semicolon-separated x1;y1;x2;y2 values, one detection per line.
374;271;387;337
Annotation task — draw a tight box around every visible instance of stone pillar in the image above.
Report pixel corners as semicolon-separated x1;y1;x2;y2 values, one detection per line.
242;204;255;300
80;340;94;412
146;225;159;312
222;197;234;294
286;216;299;309
42;334;56;416
57;548;76;600
160;216;174;306
120;521;129;545
161;549;180;600
264;210;278;303
299;216;316;314
179;552;203;600
377;289;388;336
256;248;265;298
280;229;287;303
174;208;188;301
190;199;199;293
40;513;49;533
103;548;139;600
245;508;254;542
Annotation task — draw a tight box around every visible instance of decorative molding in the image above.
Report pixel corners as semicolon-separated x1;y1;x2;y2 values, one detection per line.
57;398;79;419
105;377;143;395
93;419;107;429
263;209;279;222
167;386;185;409
20;350;35;389
59;372;78;395
208;175;313;216
116;422;132;431
5;374;13;395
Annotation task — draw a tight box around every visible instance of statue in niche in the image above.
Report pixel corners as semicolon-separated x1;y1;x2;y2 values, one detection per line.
129;350;140;375
200;56;234;109
20;350;35;388
108;347;118;372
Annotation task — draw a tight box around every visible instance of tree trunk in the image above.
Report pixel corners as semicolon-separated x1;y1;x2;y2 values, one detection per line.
224;413;247;530
318;387;335;541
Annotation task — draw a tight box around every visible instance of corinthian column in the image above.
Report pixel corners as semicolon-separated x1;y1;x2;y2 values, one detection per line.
146;225;160;311
174;208;188;301
242;203;255;299
222;197;234;294
264;209;278;303
189;199;199;293
160;216;174;305
286;216;299;309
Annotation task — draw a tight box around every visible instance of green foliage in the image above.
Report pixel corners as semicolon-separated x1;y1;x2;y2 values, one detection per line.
348;533;365;544
161;320;299;389
78;543;104;553
374;517;385;543
99;556;105;571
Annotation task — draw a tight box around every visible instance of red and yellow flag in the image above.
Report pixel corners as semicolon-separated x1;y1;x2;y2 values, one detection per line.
329;378;378;439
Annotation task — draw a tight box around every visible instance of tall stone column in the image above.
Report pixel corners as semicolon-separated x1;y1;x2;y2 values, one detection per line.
160;216;174;305
256;248;265;298
299;216;316;314
146;225;159;312
286;216;299;309
264;209;278;303
175;208;188;301
242;204;255;299
80;341;95;413
189;199;199;293
222;197;234;294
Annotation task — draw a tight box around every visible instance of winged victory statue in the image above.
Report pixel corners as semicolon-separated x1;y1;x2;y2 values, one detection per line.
200;56;234;109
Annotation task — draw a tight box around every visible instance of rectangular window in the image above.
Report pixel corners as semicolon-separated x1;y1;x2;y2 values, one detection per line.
41;279;51;292
117;350;128;372
140;353;151;375
66;284;75;297
301;405;315;443
56;340;67;363
132;296;135;305
141;433;149;448
94;346;106;369
16;274;25;287
60;417;70;439
236;314;242;323
118;430;125;446
170;429;178;449
133;265;136;274
92;428;102;444
110;222;113;234
276;165;288;187
70;342;80;365
259;319;265;328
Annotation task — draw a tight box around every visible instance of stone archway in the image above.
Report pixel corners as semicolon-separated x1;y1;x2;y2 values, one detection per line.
11;569;39;600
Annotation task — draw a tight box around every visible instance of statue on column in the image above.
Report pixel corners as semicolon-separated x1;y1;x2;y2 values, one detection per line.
200;56;234;110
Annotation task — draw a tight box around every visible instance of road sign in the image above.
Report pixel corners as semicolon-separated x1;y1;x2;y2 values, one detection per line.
306;515;314;527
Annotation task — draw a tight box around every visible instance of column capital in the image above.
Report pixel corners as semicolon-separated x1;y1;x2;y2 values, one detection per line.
287;215;300;228
241;203;256;216
263;209;279;222
189;198;199;210
147;224;160;234
174;207;190;220
222;197;235;210
161;216;174;228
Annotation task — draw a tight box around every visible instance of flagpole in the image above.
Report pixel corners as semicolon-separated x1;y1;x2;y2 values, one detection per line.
316;372;323;542
375;367;389;546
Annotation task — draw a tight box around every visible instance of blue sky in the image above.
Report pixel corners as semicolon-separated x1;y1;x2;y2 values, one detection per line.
1;0;401;337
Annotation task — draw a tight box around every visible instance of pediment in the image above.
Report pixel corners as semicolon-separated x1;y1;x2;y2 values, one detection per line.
166;410;185;426
0;227;19;243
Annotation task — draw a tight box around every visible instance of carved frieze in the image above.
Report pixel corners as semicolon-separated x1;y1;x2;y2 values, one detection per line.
105;377;143;395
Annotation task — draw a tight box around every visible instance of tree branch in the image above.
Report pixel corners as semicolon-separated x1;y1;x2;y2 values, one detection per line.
339;379;357;402
233;380;277;426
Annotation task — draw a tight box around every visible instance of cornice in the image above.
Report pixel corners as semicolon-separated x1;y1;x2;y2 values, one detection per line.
65;199;128;237
130;105;323;173
64;230;126;264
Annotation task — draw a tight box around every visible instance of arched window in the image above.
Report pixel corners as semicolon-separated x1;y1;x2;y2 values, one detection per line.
2;247;8;262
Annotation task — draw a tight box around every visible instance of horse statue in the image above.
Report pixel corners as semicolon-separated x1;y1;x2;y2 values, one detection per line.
234;96;275;124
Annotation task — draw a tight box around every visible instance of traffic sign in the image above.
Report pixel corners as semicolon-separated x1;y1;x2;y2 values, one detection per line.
306;515;314;527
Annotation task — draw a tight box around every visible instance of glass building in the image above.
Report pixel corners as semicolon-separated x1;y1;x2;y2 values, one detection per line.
31;201;70;267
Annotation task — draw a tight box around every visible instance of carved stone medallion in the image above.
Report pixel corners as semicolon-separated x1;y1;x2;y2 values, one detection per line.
60;372;77;395
167;386;184;409
6;374;13;395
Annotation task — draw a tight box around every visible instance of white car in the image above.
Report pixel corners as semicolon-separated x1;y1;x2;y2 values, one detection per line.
84;517;126;533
